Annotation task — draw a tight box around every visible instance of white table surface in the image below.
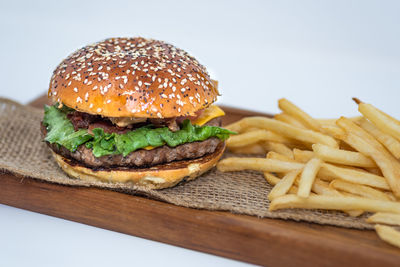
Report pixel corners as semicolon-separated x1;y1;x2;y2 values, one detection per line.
1;0;399;266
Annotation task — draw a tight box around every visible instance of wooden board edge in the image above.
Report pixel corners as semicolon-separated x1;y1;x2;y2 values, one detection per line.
1;172;399;267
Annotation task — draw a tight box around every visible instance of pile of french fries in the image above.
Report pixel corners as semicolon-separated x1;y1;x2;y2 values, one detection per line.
218;98;400;249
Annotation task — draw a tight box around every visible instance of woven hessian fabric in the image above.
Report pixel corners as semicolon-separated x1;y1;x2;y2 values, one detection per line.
0;98;373;229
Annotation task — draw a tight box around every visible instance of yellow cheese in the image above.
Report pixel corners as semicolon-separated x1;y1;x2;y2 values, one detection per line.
192;105;225;126
141;105;225;150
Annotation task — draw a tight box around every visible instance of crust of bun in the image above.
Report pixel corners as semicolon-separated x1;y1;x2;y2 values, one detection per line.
52;142;225;189
48;37;219;118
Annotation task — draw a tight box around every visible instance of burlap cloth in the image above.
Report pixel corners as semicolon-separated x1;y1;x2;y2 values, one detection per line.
0;98;373;229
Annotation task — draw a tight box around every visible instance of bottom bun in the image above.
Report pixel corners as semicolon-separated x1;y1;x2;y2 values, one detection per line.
52;142;225;189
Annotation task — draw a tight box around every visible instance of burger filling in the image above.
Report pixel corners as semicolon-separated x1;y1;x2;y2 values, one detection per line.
42;104;235;168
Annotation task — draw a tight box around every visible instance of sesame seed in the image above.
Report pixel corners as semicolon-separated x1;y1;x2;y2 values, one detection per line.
50;37;216;112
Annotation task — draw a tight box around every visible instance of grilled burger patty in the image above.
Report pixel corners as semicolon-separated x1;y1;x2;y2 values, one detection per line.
42;117;223;168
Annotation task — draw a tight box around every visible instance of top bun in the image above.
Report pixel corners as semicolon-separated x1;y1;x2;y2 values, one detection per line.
48;37;219;118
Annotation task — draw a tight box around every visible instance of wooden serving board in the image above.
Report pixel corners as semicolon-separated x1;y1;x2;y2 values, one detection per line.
1;95;400;266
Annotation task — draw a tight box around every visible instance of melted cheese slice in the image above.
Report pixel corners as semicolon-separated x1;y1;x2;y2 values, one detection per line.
192;105;225;126
142;105;225;150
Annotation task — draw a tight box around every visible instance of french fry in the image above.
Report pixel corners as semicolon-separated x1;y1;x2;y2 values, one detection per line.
264;172;282;185
336;117;380;146
311;179;363;217
237;117;339;148
263;173;358;215
226;130;291;148
241;127;262;133
375;225;400;248
329;179;391;201
367;212;400;226
229;144;265;155
266;151;295;162
222;98;400;230
341;132;400;198
265;163;362;216
386;192;397;202
321;126;354;152
297;158;322;198
317;118;338;126
358;118;400;159
312;143;376;168
335;117;400;197
217;157;304;173
321;125;346;137
274;113;307;129
320;163;390;190
318;116;362;126
278;98;321;131
268;170;301;200
269;194;400;214
355;99;400;142
365;167;383;176
293;149;314;163
224;120;244;133
263;141;294;159
339;141;357;152
310;179;335;195
264;173;299;194
298;176;363;216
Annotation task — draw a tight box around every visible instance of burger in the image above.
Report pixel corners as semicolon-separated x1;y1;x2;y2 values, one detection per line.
42;37;235;189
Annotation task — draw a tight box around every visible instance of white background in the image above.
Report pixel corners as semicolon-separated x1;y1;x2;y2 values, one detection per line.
1;0;399;266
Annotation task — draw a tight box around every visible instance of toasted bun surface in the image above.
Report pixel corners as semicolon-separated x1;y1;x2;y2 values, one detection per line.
48;37;219;118
52;142;225;189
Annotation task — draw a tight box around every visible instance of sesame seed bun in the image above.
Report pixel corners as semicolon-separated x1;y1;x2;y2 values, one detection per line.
48;37;219;118
51;142;225;189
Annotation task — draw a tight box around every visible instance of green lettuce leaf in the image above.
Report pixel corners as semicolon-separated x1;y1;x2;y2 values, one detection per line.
43;105;236;158
43;105;93;151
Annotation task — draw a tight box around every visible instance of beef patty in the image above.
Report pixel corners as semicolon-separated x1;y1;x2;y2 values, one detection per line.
42;117;223;168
